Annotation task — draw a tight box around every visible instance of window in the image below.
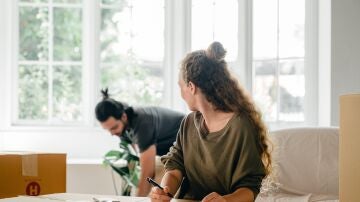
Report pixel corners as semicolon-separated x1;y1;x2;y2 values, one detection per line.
11;0;316;127
17;0;83;124
252;0;306;123
14;0;165;126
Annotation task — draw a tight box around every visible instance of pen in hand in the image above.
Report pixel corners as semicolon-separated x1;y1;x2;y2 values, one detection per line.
146;177;174;198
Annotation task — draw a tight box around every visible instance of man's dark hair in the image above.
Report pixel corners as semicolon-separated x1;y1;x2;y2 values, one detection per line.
95;88;135;122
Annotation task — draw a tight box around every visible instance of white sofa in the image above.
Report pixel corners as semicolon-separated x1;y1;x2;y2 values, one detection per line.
256;127;339;202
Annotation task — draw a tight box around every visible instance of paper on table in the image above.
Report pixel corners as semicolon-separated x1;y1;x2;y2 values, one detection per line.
1;195;119;202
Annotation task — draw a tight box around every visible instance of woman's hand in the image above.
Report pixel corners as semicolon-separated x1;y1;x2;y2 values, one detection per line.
149;186;172;202
202;192;226;202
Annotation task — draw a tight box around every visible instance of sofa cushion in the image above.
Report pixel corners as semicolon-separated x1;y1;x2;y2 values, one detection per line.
269;127;339;196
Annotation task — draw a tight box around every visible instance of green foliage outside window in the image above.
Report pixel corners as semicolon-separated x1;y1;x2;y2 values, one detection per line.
19;7;48;61
101;51;164;106
18;65;48;119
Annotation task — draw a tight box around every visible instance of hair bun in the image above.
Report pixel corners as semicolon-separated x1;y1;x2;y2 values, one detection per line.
100;88;110;100
206;41;226;61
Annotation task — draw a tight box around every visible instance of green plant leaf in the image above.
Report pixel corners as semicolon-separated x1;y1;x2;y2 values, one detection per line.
104;150;122;158
104;140;141;195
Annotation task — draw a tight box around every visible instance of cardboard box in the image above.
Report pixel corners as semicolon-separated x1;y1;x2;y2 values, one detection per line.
340;94;360;201
0;152;66;198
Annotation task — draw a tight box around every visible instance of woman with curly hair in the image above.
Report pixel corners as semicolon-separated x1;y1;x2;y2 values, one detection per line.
149;42;272;202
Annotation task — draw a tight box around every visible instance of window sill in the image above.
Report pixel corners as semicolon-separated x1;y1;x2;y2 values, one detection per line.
0;125;104;133
67;158;104;165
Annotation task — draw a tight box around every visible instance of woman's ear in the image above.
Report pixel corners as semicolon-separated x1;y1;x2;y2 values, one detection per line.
188;81;196;95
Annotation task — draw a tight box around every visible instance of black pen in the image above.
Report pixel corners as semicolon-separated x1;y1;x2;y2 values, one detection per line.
146;177;174;198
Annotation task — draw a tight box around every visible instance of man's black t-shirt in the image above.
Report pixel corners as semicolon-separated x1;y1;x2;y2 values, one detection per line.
121;107;185;155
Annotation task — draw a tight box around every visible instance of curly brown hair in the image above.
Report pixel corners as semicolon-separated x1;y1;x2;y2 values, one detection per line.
180;41;272;175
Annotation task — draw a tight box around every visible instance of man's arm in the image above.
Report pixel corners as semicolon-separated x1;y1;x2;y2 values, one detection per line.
137;144;156;196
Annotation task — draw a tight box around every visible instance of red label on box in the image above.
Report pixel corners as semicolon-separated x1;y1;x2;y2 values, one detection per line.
26;182;41;196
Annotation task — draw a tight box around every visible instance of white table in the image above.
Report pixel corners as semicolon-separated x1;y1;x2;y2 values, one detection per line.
0;193;198;202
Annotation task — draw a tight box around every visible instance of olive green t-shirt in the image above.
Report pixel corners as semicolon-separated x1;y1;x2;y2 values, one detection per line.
161;112;265;200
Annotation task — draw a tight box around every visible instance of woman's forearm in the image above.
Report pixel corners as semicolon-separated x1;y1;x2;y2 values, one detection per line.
160;169;183;196
223;187;255;202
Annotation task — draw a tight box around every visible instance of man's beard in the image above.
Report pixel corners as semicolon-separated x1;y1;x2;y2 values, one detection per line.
118;119;129;137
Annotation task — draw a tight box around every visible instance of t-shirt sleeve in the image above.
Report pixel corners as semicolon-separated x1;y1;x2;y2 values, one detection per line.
230;118;266;198
160;117;186;176
135;117;156;153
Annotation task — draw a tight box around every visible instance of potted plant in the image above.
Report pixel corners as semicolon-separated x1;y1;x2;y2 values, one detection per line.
103;139;140;196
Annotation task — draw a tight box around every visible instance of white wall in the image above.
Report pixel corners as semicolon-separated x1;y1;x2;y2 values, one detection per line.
0;0;10;151
67;163;124;195
0;129;119;160
330;0;360;126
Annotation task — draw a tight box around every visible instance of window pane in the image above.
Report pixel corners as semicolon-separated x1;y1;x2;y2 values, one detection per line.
100;0;165;106
18;65;48;120
279;59;304;121
101;8;130;63
192;0;238;61
253;0;277;60
100;0;164;62
132;0;164;61
53;8;82;61
53;0;82;3
101;64;164;106
279;0;304;58
53;66;82;121
253;60;277;122
19;7;49;61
